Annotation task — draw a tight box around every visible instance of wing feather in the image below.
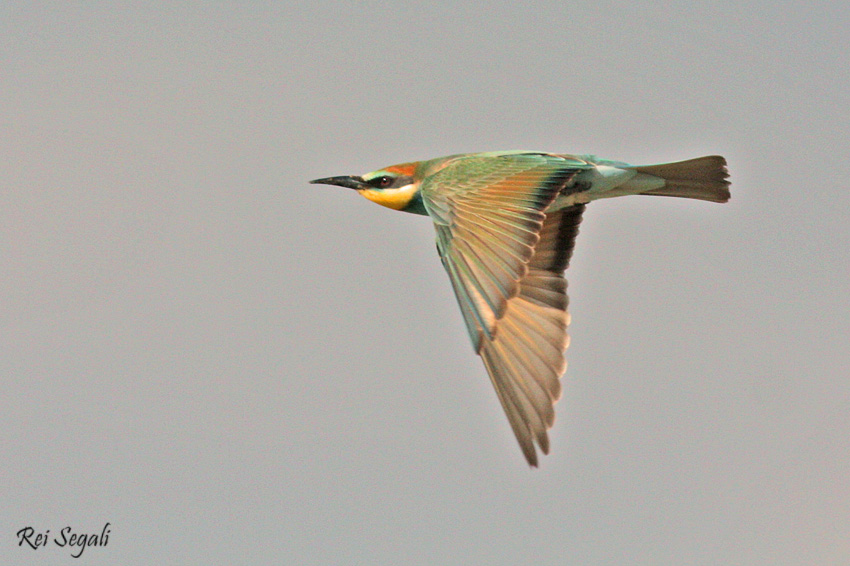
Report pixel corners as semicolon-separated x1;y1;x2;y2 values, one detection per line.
422;151;589;465
477;205;586;465
424;155;580;349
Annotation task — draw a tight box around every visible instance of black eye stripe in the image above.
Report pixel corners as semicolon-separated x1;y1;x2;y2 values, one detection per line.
367;174;414;189
367;175;393;188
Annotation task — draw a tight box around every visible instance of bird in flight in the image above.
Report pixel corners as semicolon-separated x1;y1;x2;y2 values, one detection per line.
312;150;730;466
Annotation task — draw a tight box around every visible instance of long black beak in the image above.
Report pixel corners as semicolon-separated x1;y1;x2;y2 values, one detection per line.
309;175;366;190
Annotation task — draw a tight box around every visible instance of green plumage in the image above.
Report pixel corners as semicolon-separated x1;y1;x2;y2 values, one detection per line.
311;150;730;467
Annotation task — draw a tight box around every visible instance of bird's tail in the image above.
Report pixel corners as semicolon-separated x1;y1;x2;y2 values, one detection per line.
632;155;730;203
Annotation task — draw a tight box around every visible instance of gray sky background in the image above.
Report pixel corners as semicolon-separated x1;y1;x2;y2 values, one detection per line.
3;2;849;564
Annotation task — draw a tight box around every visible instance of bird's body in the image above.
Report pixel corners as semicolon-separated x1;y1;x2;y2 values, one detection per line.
312;150;730;466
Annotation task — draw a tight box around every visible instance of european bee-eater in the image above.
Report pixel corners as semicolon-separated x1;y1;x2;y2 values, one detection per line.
311;150;730;467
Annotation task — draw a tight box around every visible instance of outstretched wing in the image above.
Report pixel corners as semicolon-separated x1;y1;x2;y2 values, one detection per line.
478;205;585;466
421;152;588;465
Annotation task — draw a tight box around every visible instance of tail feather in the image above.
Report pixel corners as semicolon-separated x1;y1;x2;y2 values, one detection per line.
633;155;730;203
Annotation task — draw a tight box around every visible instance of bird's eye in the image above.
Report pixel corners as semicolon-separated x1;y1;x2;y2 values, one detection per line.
372;175;393;188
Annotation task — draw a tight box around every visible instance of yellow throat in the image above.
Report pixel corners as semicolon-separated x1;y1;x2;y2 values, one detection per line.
358;183;418;211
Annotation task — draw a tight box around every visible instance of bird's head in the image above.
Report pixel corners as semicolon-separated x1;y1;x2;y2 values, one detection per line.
310;161;426;214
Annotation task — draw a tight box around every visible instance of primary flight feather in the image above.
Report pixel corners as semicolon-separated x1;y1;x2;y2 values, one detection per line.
311;150;730;466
